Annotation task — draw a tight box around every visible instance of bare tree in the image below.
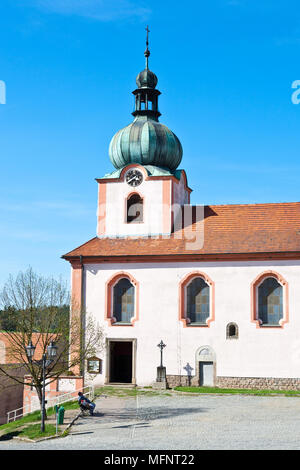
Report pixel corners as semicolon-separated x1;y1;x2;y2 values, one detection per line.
0;267;105;417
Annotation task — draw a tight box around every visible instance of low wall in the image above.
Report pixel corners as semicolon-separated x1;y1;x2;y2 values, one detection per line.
23;375;84;414
166;374;300;391
216;376;300;391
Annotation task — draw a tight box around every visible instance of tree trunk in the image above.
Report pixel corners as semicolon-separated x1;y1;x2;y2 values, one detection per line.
35;385;48;420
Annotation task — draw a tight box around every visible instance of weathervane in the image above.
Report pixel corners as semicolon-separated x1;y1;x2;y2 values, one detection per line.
144;25;150;69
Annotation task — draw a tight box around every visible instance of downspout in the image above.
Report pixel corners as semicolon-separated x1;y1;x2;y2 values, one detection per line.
79;255;85;378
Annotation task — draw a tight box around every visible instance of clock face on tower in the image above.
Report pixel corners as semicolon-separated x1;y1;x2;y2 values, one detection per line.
125;169;143;187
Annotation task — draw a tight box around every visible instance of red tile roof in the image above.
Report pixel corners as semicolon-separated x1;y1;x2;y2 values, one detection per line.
62;202;300;261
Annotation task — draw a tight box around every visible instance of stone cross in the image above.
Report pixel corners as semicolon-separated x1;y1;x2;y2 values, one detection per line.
157;340;166;367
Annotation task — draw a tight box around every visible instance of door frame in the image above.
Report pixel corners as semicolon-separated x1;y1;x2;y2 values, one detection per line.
195;345;216;386
105;338;137;385
199;361;214;386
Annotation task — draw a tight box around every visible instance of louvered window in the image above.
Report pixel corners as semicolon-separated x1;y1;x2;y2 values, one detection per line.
127;194;143;223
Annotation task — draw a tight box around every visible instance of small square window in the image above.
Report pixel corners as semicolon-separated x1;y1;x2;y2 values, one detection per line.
87;357;102;374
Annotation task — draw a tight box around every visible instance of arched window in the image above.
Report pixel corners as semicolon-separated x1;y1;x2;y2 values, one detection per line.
113;278;135;323
258;277;283;325
251;271;288;328
226;322;238;339
187;277;210;325
126;193;143;223
179;272;215;328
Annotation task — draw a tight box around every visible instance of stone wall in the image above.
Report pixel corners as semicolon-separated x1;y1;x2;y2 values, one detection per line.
216;376;300;391
166;375;199;388
166;374;300;391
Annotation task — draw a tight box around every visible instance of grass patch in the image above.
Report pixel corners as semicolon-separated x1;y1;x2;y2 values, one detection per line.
0;409;41;434
94;386;171;398
18;423;60;440
173;386;300;396
0;399;79;440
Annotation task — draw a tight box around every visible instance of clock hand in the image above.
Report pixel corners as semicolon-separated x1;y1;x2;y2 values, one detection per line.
127;176;136;184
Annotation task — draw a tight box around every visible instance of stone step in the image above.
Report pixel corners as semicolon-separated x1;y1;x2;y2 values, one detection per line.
103;383;137;388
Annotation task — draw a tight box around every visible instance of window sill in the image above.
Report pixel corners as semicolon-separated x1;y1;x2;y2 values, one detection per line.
259;324;282;328
126;221;144;224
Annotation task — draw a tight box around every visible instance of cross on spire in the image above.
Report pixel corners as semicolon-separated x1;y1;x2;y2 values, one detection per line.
144;25;150;69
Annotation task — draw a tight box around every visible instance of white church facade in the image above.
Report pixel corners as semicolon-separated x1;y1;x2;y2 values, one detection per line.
63;38;300;390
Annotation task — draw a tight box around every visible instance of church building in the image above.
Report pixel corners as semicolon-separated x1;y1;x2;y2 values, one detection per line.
63;34;300;390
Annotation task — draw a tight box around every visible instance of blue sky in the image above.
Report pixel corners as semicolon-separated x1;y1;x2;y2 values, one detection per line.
0;0;300;288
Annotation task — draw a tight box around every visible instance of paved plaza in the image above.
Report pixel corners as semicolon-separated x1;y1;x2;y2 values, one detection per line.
0;393;300;450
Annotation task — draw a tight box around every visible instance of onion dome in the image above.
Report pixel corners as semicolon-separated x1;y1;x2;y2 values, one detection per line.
109;116;183;171
108;27;183;172
136;68;158;89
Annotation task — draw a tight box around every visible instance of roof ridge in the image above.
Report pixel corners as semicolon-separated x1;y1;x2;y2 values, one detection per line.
206;201;300;208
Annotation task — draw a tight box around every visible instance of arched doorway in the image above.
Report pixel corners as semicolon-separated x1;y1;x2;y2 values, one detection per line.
195;346;216;386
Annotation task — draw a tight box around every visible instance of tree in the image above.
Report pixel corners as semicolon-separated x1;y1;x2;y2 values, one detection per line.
0;267;105;419
0;306;18;331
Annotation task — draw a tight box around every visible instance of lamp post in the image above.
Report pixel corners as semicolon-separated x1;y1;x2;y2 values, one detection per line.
25;340;57;432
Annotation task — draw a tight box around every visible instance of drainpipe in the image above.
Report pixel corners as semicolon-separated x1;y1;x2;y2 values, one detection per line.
79;255;85;378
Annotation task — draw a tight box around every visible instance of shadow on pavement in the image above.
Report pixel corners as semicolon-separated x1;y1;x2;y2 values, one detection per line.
91;406;207;423
0;430;21;441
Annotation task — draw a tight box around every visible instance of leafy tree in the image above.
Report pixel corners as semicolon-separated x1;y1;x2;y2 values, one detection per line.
0;306;18;331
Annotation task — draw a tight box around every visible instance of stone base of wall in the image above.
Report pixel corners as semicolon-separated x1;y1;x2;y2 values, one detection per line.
216;376;300;391
166;375;199;388
166;374;300;391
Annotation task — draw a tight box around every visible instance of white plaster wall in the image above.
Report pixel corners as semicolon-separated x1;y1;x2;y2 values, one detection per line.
102;178;165;237
83;260;300;386
173;174;190;206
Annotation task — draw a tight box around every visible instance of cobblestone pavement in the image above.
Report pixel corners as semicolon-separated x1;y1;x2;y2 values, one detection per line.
0;393;300;450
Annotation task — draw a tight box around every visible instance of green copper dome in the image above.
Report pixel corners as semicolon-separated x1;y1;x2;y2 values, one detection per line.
108;31;183;171
109;115;182;171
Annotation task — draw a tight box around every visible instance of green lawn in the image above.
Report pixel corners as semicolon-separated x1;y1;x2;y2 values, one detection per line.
17;423;60;440
0;399;79;440
174;386;300;396
0;409;42;434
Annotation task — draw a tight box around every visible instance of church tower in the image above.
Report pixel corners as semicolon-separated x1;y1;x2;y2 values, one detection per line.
62;29;300;392
96;28;191;239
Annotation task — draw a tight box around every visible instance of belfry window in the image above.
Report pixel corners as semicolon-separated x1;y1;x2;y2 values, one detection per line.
126;193;143;223
258;277;283;325
113;278;135;323
186;277;210;325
